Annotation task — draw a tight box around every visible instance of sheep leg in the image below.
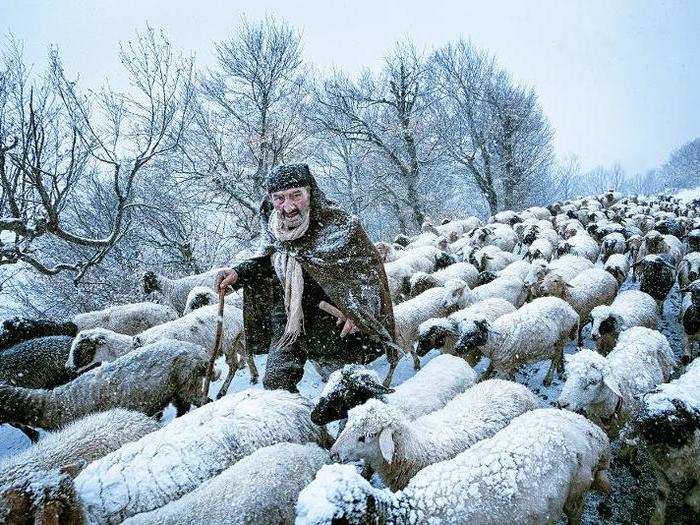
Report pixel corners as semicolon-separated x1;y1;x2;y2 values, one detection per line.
563;493;585;525
479;361;495;382
382;345;400;387
173;397;191;417
216;369;235;400
411;349;421;371
543;359;557;387
649;470;671;525
12;423;39;443
246;350;259;384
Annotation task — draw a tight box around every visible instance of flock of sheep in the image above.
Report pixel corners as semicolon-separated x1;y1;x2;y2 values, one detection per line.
0;190;699;524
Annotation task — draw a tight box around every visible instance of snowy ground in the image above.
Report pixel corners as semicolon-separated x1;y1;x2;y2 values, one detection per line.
0;272;698;524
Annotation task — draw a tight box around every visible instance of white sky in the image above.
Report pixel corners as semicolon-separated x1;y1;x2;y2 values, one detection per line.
3;0;699;174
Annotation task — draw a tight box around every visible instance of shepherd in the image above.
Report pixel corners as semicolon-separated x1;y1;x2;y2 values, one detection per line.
215;164;398;392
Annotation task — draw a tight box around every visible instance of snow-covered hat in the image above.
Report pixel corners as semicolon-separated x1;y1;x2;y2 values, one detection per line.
266;163;313;193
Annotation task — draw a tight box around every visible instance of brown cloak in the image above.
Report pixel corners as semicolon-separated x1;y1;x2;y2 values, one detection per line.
238;176;396;357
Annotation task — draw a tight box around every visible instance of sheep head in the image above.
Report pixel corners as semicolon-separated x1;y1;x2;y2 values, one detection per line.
454;318;490;360
631;394;700;450
556;349;622;421
331;399;404;467
589;307;622;354
296;464;383;525
142;271;160;294
409;272;437;297
416;317;458;356
67;328;127;371
311;366;394;426
441;278;471;310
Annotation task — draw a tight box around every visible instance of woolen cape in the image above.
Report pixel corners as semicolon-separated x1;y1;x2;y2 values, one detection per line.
238;177;397;358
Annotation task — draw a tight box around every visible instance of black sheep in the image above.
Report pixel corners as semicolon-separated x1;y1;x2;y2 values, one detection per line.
634;254;677;313
0;317;77;353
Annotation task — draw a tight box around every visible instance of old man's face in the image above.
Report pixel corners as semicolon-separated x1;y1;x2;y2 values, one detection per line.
270;186;310;228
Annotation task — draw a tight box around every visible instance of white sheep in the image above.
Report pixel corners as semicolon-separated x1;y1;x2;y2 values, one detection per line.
455;296;579;385
384;247;453;300
628;358;700;524
416;298;516;358
469;224;518;252
600;232;627;262
392;281;466;369
31;389;330;524
143;267;228;313
442;275;528;310
470;245;517;273
538;268;618;341
603;253;631;286
556;232;600;262
524;254;593;296
524;237;555;261
67;303;256;392
73;302;178;335
311;354;477;425
182;285;243;314
408;262;479;297
587;290;659;354
297;408;611;525
330;379;540;490
0;409;159;491
121;443;330;525
496;260;533;282
557;327;677;434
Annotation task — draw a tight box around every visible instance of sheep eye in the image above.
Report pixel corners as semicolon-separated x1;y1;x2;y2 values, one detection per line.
358;436;366;443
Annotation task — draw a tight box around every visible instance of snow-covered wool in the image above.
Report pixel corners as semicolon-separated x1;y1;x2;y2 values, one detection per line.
22;390;330;525
628;358;700;523
469;224;518;252
538;268;618;338
0;340;208;431
635;254;677;309
311;354;477;425
404;231;449;251
588;290;659;354
182;286;243;314
490;210;519;225
422;216;482;239
143;267;228;314
0;336;79;389
375;241;404;263
408;262;478;297
0;409;159;490
686;229;700;252
496;260;532;282
67;304;255;390
635;230;685;269
470;245;517;273
384;248;454;300
680;280;700;364
297;408;611;525
556;232;600;262
524;254;593;297
678;251;700;289
600;232;627;262
122;443;330;525
557;327;677;433
524;237;555;262
603;253;631;286
0;317;77;353
331;379;540;490
558;218;586;239
455;297;579;385
442;275;528;310
73;302;178;336
416;298;515;357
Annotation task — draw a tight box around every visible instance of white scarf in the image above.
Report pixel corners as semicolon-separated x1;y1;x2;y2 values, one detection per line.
268;209;310;349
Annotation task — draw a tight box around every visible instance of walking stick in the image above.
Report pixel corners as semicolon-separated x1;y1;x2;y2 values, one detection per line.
201;290;226;405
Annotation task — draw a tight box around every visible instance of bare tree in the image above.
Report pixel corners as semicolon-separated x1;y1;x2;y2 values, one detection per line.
181;17;311;243
661;137;700;189
0;28;193;283
430;40;554;215
313;42;437;233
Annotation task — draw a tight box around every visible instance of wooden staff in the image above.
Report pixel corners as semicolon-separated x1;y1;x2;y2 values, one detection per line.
201;291;226;405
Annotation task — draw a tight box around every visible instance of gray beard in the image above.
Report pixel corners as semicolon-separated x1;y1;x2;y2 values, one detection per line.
279;209;309;230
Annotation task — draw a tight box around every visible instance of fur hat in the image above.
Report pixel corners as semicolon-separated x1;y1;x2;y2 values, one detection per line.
266;164;313;193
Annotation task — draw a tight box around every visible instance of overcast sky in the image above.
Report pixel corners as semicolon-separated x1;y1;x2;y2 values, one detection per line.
4;0;699;174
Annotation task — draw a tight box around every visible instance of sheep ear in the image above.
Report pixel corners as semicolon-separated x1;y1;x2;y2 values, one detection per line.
603;374;622;399
379;428;395;464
